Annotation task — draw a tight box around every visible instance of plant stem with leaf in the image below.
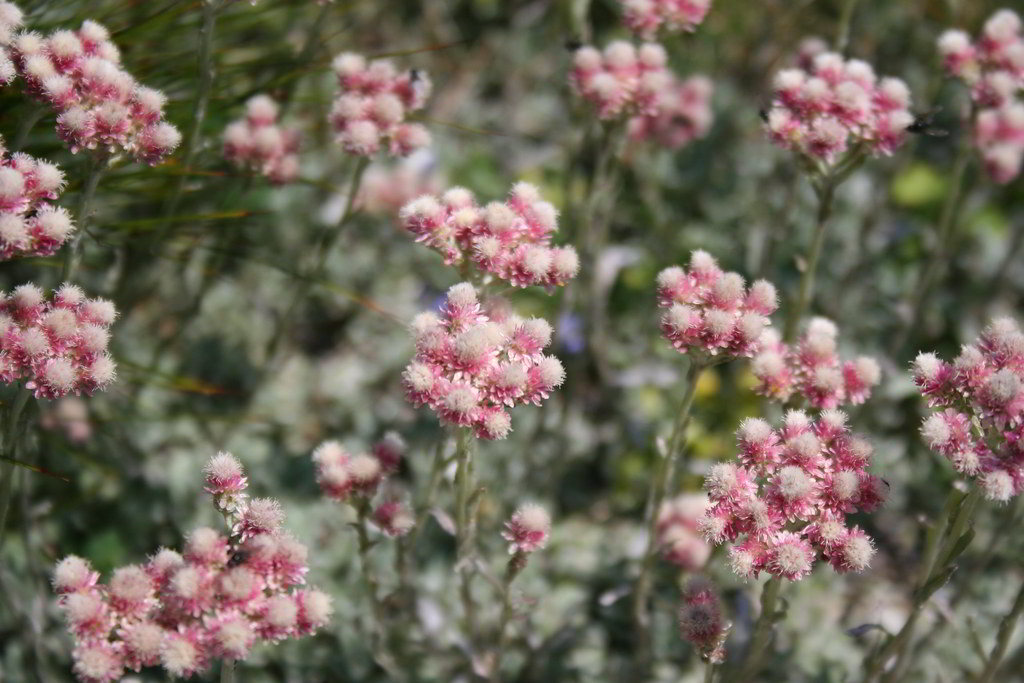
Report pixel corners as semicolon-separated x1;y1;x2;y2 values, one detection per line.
731;576;784;682
453;427;481;653
863;485;982;682
633;360;704;672
976;577;1024;683
60;155;107;282
490;550;529;682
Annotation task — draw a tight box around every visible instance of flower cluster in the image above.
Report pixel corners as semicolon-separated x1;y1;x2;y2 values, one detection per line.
358;155;441;218
678;576;728;663
9;19;180;164
400;182;579;289
222;95;300;184
938;9;1024;183
311;432;415;536
751;318;881;409
402;283;565;440
656;493;711;570
699;410;885;581
0;136;74;260
328;52;431;157
0;283;116;399
764;48;914;165
54;453;331;682
502;503;551;554
913;317;1024;502
656;250;779;363
570;41;714;149
0;2;23;86
621;0;711;39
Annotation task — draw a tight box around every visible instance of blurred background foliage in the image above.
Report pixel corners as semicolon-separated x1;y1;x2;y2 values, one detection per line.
2;0;1024;680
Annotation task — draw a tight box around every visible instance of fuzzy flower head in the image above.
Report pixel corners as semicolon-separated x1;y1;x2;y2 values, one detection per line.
222;94;300;184
656;493;712;570
400;182;578;290
621;0;712;39
570;41;714;149
502;503;551;554
403;283;563;439
764;46;914;165
656;251;778;363
0;136;75;261
938;10;1024;183
54;453;328;682
328;52;431;157
678;576;728;663
0;283;117;398
912;317;1024;502
9;20;179;163
700;410;883;580
750;319;880;409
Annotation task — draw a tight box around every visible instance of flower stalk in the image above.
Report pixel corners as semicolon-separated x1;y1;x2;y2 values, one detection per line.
976;577;1024;683
60;155;107;282
453;427;481;649
731;576;784;682
633;360;704;671
489;550;529;682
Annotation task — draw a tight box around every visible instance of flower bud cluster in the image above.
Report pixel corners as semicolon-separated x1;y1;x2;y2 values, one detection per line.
328;52;431;157
403;283;565;440
765;48;913;164
678;576;728;663
570;41;713;149
913;317;1024;502
222;94;300;185
358;157;441;219
751;318;881;409
9;19;180;164
0;2;24;85
400;182;579;289
0;283;116;398
699;410;885;581
311;432;415;536
620;0;712;39
0;135;74;260
54;454;331;682
655;493;711;570
938;10;1024;183
656;250;779;363
502;503;551;554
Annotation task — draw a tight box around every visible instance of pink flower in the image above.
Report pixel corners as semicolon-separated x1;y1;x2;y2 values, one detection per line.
0;141;75;261
751;318;881;408
765;46;914;164
373;500;415;537
678;576;728;663
571;40;714;150
656;494;712;570
403;283;563;438
914;317;1024;501
328;52;431;157
0;283;117;398
701;411;883;580
53;454;329;682
400;182;577;289
223;94;301;184
657;251;778;362
8;20;179;164
502;503;551;554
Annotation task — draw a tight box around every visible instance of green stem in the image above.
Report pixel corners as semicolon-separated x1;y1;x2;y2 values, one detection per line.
836;0;859;54
355;498;399;675
158;0;222;243
220;659;235;683
733;576;783;682
490;551;528;682
704;659;717;683
453;427;480;651
632;361;704;672
60;156;107;282
409;436;449;551
0;388;33;549
894;106;976;354
977;578;1024;683
784;179;835;342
